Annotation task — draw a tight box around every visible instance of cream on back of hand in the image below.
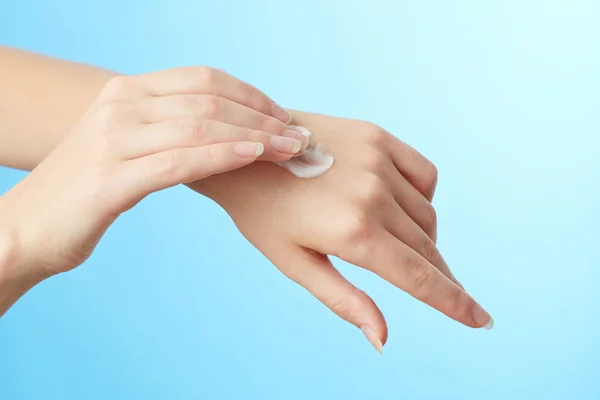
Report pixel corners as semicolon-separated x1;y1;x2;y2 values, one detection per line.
275;126;334;178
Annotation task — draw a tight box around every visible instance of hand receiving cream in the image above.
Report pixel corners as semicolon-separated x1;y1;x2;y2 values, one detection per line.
275;126;335;178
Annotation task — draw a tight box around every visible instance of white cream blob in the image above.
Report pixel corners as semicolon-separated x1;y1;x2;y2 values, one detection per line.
275;126;335;178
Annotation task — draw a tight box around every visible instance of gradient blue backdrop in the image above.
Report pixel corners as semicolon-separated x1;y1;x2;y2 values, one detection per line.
1;1;599;399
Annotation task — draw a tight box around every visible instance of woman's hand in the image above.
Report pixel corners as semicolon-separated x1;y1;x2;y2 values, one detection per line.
0;67;310;314
190;111;493;352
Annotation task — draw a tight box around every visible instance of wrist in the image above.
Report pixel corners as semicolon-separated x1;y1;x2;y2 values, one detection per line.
0;223;48;316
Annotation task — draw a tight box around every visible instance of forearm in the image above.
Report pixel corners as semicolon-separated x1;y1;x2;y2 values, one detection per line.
0;46;115;170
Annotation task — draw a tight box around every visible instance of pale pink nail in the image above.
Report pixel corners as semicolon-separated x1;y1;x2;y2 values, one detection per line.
270;135;301;154
288;125;312;139
473;304;494;330
282;129;308;150
360;325;383;354
286;126;312;152
234;142;264;158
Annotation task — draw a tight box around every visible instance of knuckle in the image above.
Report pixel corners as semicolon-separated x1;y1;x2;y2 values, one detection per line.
420;203;438;238
336;212;374;252
424;161;439;190
200;95;223;118
422;238;440;264
327;289;367;322
156;152;184;180
329;299;353;321
196;66;217;89
181;117;208;142
101;76;134;99
362;122;388;147
357;174;387;206
406;256;434;297
448;289;473;321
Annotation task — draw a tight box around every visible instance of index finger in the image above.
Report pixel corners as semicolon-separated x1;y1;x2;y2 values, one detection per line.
134;66;292;123
348;231;493;329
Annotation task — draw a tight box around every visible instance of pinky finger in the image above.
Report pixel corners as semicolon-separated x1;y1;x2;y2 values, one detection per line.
124;141;263;199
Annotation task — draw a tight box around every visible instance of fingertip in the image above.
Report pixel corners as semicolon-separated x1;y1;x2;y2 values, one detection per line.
473;303;494;330
482;316;494;330
256;142;265;156
282;127;310;154
361;325;384;354
352;292;388;352
287;125;312;153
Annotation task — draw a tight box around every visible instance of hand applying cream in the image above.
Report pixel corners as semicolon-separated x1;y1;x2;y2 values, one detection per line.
275;126;335;178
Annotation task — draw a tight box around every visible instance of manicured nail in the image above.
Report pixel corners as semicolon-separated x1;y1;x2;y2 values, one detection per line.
483;317;494;330
473;304;494;330
282;128;309;150
270;135;301;154
360;325;383;354
271;102;292;123
285;126;312;153
234;142;264;157
288;125;312;139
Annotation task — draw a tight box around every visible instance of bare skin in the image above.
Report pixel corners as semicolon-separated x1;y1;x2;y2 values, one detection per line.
0;47;492;352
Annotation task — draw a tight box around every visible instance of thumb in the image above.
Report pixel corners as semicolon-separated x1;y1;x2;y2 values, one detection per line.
273;244;388;354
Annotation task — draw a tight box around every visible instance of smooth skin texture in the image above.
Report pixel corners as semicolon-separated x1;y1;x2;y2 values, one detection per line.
0;57;310;315
0;47;307;170
192;111;494;351
0;47;493;352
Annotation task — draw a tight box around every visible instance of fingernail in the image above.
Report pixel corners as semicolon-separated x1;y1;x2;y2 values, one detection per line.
360;325;383;354
286;126;312;152
473;304;494;330
288;125;312;139
282;128;309;151
234;142;264;157
271;102;292;124
270;135;301;154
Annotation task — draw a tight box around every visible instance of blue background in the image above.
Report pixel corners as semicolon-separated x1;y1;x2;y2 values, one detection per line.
1;1;599;399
